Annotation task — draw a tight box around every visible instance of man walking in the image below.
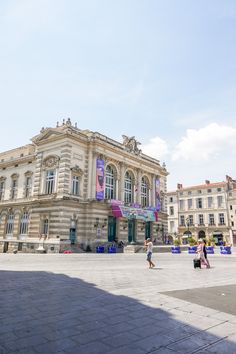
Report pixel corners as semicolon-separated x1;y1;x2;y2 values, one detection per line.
145;238;155;269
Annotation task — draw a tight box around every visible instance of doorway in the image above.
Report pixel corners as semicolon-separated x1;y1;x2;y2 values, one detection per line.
108;216;116;242
128;219;135;243
69;228;76;244
145;222;151;240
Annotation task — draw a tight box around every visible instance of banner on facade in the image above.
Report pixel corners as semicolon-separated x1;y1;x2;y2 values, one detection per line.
111;200;158;221
96;159;105;200
155;179;161;211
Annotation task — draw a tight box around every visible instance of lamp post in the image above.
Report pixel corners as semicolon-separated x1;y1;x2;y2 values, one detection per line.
185;217;190;244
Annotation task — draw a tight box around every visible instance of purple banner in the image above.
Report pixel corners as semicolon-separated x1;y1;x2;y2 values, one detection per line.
155;179;161;211
96;159;104;200
111;201;157;221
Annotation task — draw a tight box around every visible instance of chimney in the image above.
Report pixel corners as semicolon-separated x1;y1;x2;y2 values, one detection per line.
205;180;210;185
177;183;183;190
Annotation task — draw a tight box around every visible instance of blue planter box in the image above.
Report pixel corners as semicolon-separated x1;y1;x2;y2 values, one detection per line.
206;246;214;254
220;246;231;254
171;246;181;254
188;246;197;254
108;246;116;253
96;246;105;253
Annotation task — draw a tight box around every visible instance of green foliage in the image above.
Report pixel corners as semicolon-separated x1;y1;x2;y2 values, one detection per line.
187;237;197;245
173;239;180;246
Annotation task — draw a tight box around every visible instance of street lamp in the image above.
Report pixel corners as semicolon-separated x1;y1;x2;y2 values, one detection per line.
185;217;190;243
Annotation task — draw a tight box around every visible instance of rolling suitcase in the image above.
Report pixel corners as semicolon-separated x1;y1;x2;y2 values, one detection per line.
193;258;201;269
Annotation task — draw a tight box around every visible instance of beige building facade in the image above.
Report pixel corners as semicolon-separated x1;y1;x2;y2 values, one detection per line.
167;178;236;246
0;119;168;253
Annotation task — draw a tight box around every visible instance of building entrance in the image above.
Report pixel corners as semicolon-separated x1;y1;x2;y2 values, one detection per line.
128;219;135;243
108;216;116;242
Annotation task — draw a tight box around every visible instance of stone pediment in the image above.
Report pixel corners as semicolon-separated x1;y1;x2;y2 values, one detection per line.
31;128;65;144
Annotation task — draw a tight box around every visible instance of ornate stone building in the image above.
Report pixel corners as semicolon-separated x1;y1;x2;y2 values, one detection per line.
0;119;168;253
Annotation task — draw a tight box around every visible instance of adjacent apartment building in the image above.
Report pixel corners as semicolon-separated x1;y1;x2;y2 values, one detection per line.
167;177;236;246
0;119;168;253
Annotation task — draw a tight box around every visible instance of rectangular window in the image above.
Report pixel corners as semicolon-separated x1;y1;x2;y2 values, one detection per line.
207;189;212;193
209;214;215;225
198;190;202;194
45;170;55;194
43;219;49;235
230;205;233;210
231;221;234;227
169;197;173;202
25;177;32;198
0;181;4;201
179;200;184;211
72;176;80;195
188;191;192;195
188;215;193;225
208;197;213;208
20;212;29;235
217;196;223;207
180;215;185;226
196;198;202;209
217;188;221;192
187;199;192;209
11;180;17;199
219;213;225;225
198;214;204;225
169;206;174;216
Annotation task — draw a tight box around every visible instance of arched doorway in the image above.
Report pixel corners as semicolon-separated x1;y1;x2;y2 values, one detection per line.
198;230;205;239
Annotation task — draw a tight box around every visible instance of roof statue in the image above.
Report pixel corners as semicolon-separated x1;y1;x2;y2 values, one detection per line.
122;135;141;155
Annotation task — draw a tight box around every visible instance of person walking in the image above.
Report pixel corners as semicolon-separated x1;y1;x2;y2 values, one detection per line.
197;239;208;267
203;239;210;268
145;238;155;269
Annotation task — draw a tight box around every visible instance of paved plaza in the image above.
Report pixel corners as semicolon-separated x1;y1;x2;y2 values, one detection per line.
0;251;236;354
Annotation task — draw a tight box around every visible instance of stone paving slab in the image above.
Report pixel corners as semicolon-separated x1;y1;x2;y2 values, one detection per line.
0;253;236;353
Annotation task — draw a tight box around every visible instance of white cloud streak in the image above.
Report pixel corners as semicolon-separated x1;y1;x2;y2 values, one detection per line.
172;123;236;161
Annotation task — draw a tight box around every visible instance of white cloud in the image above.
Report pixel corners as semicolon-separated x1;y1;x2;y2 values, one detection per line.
142;136;168;160
172;123;236;161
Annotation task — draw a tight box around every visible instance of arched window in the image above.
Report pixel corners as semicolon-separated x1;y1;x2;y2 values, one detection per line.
6;212;14;235
105;165;115;199
141;177;149;207
20;212;29;235
124;171;133;203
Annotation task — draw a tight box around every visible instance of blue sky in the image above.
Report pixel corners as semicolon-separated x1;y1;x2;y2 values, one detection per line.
0;0;236;190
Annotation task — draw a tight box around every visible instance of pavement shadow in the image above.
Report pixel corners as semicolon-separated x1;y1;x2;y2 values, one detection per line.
0;270;235;354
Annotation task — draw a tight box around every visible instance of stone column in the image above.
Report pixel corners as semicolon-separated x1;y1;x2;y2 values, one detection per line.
57;144;72;196
119;163;125;201
32;152;43;196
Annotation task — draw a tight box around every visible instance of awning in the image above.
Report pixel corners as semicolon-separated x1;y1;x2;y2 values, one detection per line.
111;203;158;222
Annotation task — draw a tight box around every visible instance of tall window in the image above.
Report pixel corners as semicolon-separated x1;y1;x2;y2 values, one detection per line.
45;170;55;194
179;200;184;211
208;197;213;208
11;179;18;199
219;213;225;225
198;214;204;225
187;199;192;209
188;215;194;225
6;213;14;235
43;219;49;235
20;212;29;235
169;206;174;216
72;176;80;195
25;176;32;198
209;214;215;225
124;171;133;203
141;177;149;207
217;195;223;207
105;165;115;199
0;181;5;201
180;215;185;226
196;198;202;209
